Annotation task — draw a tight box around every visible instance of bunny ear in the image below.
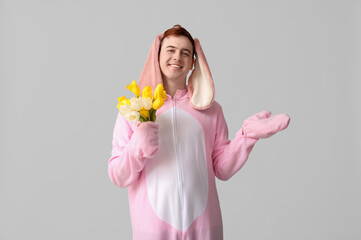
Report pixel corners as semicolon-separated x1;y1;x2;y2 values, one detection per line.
187;38;215;110
138;34;164;92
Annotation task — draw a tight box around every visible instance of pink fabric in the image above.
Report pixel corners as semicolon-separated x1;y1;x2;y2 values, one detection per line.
138;34;163;92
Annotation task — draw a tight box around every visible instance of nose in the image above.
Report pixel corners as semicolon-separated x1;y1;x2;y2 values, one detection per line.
173;51;181;61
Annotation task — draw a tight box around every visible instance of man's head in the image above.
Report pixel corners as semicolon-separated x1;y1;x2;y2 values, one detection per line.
158;25;195;86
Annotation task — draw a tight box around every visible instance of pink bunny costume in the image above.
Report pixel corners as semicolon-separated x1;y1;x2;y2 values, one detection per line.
108;34;290;239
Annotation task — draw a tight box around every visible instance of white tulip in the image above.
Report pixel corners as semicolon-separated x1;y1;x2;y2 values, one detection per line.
130;97;143;111
119;104;133;116
119;104;132;115
142;97;152;110
126;111;140;123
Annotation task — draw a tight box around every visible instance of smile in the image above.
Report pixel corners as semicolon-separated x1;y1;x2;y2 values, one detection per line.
169;64;182;69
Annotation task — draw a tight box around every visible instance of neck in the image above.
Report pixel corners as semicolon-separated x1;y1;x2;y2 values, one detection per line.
162;76;187;98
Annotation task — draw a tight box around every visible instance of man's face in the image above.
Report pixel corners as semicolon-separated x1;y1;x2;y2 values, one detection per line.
159;35;194;84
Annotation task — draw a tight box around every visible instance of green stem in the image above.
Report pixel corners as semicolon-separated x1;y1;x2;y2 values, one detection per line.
139;115;147;123
150;109;157;122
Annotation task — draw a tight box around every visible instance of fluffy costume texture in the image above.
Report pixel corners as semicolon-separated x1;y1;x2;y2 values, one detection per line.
138;34;215;110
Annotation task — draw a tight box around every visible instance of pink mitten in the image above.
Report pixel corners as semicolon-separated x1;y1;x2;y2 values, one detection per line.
131;121;159;158
243;110;271;121
242;111;290;138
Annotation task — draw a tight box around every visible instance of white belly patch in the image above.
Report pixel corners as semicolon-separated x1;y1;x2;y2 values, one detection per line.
146;107;208;231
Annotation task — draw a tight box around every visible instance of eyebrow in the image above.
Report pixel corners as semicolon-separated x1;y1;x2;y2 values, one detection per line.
166;45;192;54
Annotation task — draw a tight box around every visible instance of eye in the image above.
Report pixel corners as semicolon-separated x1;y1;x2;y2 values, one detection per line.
183;52;190;57
167;49;175;53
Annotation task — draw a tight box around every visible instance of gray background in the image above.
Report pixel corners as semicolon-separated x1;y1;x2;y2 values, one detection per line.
1;0;360;239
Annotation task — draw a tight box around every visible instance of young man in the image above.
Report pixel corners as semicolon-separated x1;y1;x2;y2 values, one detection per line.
108;25;290;240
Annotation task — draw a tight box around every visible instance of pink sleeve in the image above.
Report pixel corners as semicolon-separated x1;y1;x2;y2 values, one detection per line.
212;108;258;181
108;113;157;188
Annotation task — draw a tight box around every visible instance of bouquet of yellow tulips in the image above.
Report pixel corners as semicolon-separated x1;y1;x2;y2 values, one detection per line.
117;80;166;123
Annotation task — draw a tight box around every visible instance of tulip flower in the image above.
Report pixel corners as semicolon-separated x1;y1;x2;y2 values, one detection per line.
119;104;132;116
153;84;166;101
130;97;143;111
126;111;140;123
152;97;165;110
126;80;141;97
142;86;152;99
117;96;131;109
142;98;152;110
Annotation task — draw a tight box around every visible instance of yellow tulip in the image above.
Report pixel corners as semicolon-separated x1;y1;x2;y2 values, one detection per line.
126;80;141;97
142;86;152;99
153;84;166;101
117;96;131;109
152;97;165;110
140;109;149;119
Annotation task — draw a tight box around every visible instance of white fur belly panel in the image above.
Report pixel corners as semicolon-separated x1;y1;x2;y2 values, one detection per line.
146;107;208;231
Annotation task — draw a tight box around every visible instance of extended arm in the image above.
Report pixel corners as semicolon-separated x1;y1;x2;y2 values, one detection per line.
212;110;290;181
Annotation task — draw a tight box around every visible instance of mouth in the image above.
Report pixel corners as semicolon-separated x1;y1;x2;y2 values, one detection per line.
168;64;183;69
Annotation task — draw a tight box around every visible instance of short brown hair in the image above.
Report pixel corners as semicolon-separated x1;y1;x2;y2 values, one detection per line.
159;24;195;58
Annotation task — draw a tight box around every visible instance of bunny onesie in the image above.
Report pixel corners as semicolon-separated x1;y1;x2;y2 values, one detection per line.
108;34;290;240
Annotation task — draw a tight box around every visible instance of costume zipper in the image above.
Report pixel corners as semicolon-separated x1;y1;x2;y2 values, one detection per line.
171;98;184;227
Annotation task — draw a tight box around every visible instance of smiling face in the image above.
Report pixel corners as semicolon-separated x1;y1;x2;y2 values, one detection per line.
159;35;194;87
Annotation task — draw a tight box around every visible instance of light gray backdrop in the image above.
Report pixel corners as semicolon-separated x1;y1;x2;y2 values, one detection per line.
1;0;360;239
